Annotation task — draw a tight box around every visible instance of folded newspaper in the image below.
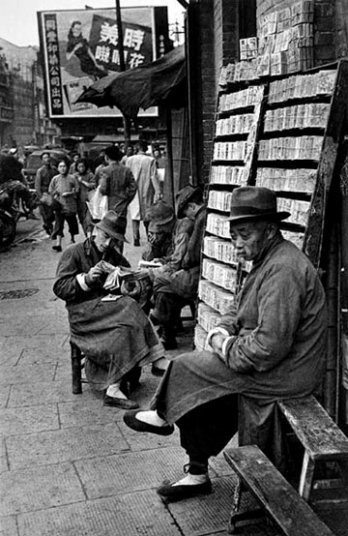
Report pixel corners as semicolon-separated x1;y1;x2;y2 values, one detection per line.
103;266;148;292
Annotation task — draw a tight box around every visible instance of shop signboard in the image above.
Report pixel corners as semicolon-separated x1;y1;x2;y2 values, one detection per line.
37;7;167;118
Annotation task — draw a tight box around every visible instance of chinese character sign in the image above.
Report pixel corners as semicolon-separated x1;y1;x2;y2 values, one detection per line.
38;7;163;118
43;13;64;115
89;14;153;71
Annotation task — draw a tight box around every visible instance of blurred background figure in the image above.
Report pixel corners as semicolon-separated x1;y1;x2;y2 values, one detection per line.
121;144;134;166
35;151;57;235
74;157;96;237
127;140;161;246
49;159;79;252
142;200;175;261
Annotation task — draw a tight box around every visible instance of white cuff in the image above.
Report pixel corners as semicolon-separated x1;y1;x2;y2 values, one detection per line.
205;327;230;347
221;336;236;359
76;273;91;291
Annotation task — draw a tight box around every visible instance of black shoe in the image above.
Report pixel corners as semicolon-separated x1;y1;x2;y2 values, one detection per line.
161;337;177;350
52;245;62;252
123;410;174;436
151;363;167;377
149;313;160;326
103;395;139;409
156;479;212;502
120;367;142;395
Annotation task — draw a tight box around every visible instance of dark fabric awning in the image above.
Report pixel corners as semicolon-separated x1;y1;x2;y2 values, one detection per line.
75;45;186;118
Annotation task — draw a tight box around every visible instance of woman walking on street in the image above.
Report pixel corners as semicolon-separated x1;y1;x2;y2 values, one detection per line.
49;159;80;252
75;158;96;237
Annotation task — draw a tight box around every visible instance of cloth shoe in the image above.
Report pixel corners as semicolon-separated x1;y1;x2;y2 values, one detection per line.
52;245;62;252
123;410;174;435
103;395;139;409
157;472;212;503
104;383;139;409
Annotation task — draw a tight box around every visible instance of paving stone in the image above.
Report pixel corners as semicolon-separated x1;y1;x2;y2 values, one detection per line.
0;363;57;386
1;462;85;515
0;515;18;536
0;341;22;367
0;386;10;408
1;437;9;473
18;347;63;365
6;423;129;469
7;380;77;408
0;334;67;351
17;490;181;536
75;446;186;499
166;476;245;536
0;405;59;435
58;398;121;428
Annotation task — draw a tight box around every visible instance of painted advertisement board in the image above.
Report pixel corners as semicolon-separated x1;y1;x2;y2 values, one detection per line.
38;7;165;118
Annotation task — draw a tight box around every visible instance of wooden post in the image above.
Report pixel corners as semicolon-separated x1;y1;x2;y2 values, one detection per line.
165;107;175;208
115;0;131;148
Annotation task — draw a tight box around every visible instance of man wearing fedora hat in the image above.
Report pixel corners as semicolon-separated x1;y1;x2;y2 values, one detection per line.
149;185;206;350
123;186;327;501
53;210;166;409
142;200;176;262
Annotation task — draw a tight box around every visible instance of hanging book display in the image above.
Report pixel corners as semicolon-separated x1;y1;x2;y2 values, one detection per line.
195;59;348;351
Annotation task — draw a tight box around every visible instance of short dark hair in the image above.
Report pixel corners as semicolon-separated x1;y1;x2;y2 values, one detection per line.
76;157;88;170
41;151;50;159
105;145;122;161
136;140;148;153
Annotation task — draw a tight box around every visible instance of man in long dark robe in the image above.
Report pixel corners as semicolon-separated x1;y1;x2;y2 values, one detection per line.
53;210;165;410
123;187;328;501
150;186;206;349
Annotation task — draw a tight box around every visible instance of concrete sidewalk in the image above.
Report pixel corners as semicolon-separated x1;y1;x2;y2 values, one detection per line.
0;221;346;536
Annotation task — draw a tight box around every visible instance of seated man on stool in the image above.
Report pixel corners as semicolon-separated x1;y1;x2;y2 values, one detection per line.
150;185;206;349
123;187;327;502
53;210;168;409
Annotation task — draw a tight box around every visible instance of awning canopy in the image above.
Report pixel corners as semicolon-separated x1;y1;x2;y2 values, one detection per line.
75;45;187;118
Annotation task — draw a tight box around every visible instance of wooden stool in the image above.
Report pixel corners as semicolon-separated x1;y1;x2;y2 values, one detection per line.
278;395;348;508
224;445;335;535
70;341;85;394
70;341;142;396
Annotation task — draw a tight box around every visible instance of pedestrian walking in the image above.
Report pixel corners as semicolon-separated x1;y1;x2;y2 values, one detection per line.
126;140;161;246
74;158;96;236
49;159;80;252
35;151;57;235
98;145;136;245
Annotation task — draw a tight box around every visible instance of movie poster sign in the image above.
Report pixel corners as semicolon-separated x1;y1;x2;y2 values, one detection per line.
38;7;165;118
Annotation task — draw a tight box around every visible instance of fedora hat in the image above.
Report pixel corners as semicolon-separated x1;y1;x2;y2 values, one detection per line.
147;200;175;232
95;211;129;242
176;185;203;218
229;187;290;223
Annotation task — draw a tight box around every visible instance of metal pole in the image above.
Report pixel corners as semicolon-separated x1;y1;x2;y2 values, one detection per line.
115;0;131;147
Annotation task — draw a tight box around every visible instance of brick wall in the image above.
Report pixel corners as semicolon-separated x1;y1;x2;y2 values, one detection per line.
197;0;241;185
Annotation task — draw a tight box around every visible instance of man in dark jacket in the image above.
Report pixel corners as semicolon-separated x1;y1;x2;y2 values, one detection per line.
35;152;57;235
53;210;166;409
150;185;206;350
99;145;137;240
123;187;328;502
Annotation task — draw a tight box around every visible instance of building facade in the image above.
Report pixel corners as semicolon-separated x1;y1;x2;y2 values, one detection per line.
0;37;60;149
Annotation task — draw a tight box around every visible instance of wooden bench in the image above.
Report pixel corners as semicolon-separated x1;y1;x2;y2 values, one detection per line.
278;395;348;507
224;445;335;535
